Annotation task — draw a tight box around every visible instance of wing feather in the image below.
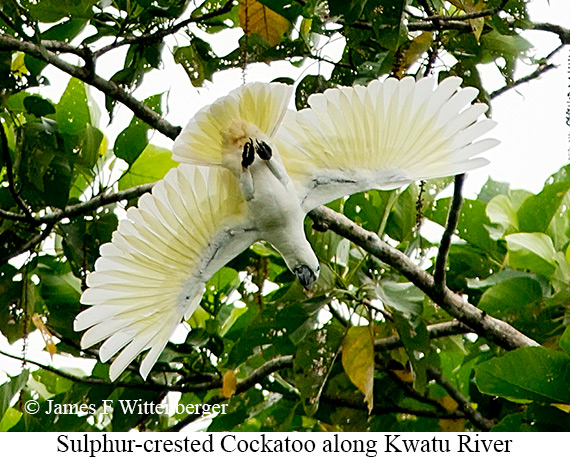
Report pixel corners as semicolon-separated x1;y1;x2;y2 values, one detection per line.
172;82;293;166
75;164;256;381
277;76;498;211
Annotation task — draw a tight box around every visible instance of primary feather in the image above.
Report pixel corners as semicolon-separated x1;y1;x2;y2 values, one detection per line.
75;164;256;381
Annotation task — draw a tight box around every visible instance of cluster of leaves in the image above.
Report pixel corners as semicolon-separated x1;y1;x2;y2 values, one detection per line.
1;0;569;433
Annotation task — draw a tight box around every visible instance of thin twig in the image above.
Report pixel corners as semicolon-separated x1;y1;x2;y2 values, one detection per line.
0;120;34;221
490;63;557;99
92;0;235;58
0;221;55;265
434;174;464;291
427;365;496;431
374;320;472;351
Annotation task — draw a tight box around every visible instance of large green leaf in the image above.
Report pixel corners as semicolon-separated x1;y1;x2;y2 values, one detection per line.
505;232;557;278
0;371;28;423
475;347;570;404
56;78;91;136
118;144;177;190
517;180;570;234
114;94;163;165
478;276;542;317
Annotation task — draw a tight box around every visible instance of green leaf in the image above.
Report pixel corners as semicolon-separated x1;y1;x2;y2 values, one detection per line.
118;144;177;189
477;177;510;203
560;326;570;356
16;120;73;209
478;276;542;317
23;96;56;118
173;38;217;87
517;180;570;233
0;407;22;432
493;405;570;432
505;232;557;278
342;325;374;412
392;314;432;394
114;123;149;165
56;78;91;135
481;30;532;59
486;194;518;233
0;370;28;423
25;0;97;23
114;94;163;165
475;347;570;404
375;281;424;320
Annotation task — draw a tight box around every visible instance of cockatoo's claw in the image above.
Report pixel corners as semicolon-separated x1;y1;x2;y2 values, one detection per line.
242;139;255;168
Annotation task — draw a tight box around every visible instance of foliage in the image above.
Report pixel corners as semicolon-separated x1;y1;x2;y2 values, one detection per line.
0;0;569;432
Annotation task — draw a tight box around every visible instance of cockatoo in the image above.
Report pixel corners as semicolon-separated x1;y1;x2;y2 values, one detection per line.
74;76;498;381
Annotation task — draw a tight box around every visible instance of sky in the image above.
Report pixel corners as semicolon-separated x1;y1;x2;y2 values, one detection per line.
1;1;569;382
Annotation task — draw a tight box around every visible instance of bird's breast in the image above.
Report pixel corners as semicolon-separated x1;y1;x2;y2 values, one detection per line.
246;163;303;232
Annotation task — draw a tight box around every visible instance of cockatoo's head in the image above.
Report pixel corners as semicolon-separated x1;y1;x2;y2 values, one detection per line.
294;263;320;290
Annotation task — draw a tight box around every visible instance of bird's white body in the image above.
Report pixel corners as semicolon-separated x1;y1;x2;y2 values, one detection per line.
75;77;499;380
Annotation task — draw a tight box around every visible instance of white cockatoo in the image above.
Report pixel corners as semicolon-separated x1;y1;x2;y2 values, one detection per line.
74;76;498;381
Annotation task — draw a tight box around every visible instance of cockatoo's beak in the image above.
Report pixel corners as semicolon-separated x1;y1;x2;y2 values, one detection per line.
294;265;318;290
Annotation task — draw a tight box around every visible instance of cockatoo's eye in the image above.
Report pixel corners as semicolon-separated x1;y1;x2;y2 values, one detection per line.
242;139;255;168
294;265;317;290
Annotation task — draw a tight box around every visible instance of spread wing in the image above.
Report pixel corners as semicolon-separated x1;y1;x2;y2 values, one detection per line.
172;82;292;166
74;164;257;381
276;76;499;212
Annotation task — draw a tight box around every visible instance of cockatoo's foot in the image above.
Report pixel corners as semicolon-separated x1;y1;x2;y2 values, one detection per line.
254;140;272;160
241;138;273;168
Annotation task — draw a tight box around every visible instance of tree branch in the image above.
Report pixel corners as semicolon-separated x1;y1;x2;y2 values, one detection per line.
309;206;539;350
427;365;496;431
1;182;154;224
320;392;467;420
490;63;557;99
39;183;155;224
0;33;181;140
434;174;464;290
528;22;570;45
374;320;471;351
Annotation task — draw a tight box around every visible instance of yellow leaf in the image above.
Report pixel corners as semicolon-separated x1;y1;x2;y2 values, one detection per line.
32;314;57;358
342;326;374;413
222;370;237;398
394;32;434;78
553;404;570;413
238;0;290;47
448;0;487;41
11;52;28;76
438;396;465;431
392;369;414;383
446;0;465;10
